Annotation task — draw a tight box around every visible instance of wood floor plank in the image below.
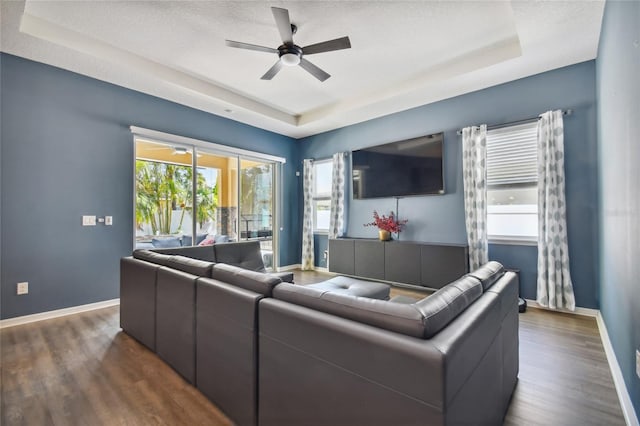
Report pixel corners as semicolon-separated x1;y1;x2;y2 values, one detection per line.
0;270;626;425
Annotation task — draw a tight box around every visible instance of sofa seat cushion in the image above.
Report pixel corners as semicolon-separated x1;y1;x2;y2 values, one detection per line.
306;276;390;300
389;295;421;304
274;275;481;339
165;255;214;277
467;261;505;291
211;263;282;296
214;240;266;272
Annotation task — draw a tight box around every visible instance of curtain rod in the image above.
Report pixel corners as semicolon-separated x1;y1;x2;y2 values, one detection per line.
455;109;573;136
310;151;349;162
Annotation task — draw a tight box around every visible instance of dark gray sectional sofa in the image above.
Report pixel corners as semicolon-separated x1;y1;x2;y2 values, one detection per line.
120;240;519;426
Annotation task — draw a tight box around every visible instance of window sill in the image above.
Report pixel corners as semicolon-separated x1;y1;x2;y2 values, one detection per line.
488;237;537;247
313;231;329;236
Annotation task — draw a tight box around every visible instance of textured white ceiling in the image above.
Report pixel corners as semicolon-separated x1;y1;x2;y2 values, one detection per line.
1;1;605;138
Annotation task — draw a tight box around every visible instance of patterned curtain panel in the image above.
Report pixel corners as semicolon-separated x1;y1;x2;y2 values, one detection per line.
462;125;489;271
536;110;575;310
328;152;347;239
301;159;315;271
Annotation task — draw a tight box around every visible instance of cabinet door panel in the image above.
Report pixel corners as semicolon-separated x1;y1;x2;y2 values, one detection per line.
421;245;469;289
328;239;355;275
384;243;421;285
354;240;385;280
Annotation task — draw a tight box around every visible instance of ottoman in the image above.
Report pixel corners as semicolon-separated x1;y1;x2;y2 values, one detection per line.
305;276;390;300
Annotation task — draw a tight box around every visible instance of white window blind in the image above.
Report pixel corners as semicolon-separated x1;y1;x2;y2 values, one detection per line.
486;120;539;243
486;121;538;186
313;160;333;232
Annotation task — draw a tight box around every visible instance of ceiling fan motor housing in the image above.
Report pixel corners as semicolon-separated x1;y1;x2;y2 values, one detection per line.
278;44;302;66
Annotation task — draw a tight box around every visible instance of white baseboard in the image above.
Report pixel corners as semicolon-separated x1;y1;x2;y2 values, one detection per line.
277;263;301;271
0;298;120;329
525;298;599;317
277;264;334;274
596;313;640;426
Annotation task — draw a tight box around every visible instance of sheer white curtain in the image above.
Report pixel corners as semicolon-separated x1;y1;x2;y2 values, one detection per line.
328;152;347;239
462;125;489;271
301;159;315;270
537;110;575;310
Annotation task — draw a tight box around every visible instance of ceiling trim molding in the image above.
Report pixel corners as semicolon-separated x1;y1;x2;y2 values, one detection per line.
298;35;522;126
19;12;298;126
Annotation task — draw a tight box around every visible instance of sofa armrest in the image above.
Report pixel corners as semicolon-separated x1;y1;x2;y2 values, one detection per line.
427;272;518;425
120;257;158;351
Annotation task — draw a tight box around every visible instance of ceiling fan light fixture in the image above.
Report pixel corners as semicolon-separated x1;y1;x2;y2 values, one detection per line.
280;52;300;66
173;146;188;154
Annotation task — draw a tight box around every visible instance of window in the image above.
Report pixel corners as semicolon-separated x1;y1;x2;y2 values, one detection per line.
486;121;538;243
313;160;333;233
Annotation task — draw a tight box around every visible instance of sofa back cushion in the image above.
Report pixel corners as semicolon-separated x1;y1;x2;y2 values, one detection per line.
466;261;505;291
273;275;483;339
133;249;172;266
150;245;216;263
413;276;483;337
165;255;214;277
211;263;281;296
214;241;266;272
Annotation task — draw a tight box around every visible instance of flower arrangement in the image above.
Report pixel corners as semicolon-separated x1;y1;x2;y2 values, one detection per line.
364;210;408;234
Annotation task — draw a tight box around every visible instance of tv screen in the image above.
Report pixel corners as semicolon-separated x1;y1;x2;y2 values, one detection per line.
352;133;444;199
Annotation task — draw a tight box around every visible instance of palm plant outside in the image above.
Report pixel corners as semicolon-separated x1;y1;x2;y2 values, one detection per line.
136;160;218;235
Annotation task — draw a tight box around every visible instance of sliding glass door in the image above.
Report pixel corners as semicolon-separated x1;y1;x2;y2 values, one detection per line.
134;138;278;269
240;159;275;268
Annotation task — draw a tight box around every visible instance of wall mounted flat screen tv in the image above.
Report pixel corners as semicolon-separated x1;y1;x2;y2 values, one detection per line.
352;132;444;199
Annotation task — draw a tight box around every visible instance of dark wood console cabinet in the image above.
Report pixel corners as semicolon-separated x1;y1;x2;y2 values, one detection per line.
328;238;469;290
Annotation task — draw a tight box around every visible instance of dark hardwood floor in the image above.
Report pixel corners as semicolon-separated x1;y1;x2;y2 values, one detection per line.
0;270;625;425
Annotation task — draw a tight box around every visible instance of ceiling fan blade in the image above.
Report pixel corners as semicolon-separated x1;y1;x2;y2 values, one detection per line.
225;40;278;54
271;7;293;44
302;36;351;55
261;60;284;80
299;58;330;82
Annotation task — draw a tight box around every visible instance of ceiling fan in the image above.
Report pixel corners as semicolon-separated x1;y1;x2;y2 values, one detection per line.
225;7;351;82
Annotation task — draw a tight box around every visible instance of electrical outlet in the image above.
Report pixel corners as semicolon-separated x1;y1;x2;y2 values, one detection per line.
105;216;113;226
82;215;96;226
17;282;28;295
636;349;640;379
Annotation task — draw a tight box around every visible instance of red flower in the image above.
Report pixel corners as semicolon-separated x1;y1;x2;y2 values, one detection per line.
364;210;408;233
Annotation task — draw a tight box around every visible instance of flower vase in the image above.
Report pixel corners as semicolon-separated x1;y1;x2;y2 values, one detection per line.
378;230;391;241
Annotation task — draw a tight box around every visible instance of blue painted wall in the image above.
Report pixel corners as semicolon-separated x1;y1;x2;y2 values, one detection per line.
0;53;298;319
300;61;599;309
596;0;640;417
489;244;537;301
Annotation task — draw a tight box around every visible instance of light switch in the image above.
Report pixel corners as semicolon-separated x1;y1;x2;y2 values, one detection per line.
82;215;96;226
105;216;113;226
